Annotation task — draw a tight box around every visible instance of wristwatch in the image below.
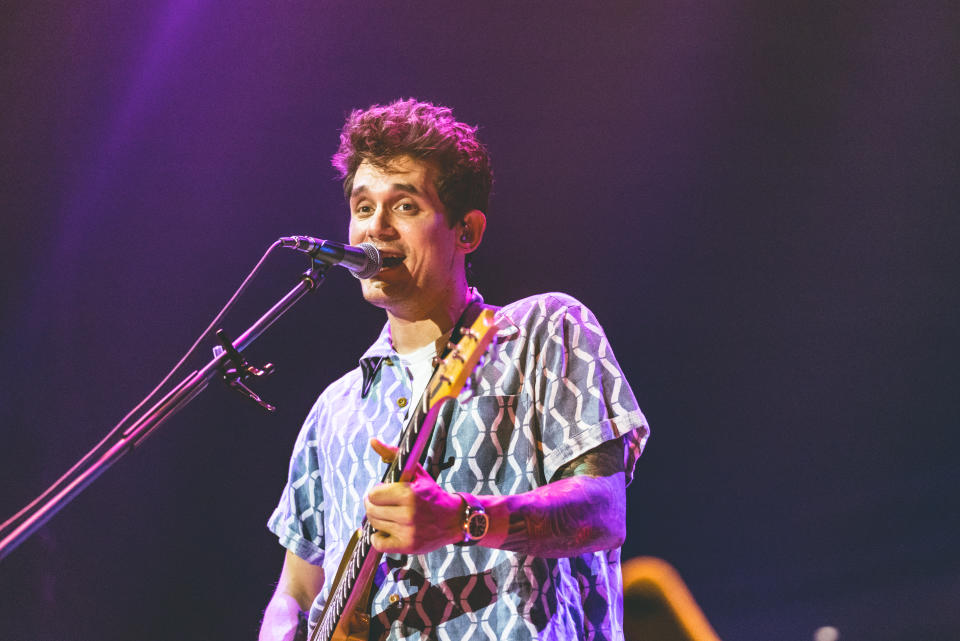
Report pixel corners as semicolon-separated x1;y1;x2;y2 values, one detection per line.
454;492;488;546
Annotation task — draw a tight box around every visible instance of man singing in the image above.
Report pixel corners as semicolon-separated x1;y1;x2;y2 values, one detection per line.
260;99;649;641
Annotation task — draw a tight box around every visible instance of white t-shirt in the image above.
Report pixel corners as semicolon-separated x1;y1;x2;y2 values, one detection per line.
398;340;437;405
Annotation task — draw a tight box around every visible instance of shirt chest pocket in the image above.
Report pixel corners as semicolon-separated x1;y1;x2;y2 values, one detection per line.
441;394;539;492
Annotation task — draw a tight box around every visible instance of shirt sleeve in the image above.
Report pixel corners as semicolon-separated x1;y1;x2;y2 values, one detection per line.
266;401;327;565
535;295;650;484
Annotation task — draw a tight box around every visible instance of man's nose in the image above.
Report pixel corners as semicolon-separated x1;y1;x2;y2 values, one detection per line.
366;205;397;239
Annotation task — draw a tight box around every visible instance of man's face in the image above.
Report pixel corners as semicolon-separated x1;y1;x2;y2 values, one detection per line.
348;156;461;318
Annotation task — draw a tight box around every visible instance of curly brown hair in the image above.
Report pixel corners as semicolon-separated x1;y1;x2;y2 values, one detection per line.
332;99;492;226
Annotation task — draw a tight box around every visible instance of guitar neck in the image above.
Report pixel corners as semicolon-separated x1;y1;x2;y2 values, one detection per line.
309;308;497;641
311;394;441;641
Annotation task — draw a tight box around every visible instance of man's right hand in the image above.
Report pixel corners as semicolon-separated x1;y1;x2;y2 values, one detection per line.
259;550;324;641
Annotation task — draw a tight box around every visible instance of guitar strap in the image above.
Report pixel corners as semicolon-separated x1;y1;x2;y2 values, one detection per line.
439;298;501;362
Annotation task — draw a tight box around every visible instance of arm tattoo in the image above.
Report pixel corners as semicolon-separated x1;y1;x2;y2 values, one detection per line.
553;437;626;480
500;439;626;557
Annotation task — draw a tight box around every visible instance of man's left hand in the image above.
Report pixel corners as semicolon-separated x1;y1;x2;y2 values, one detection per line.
364;438;464;554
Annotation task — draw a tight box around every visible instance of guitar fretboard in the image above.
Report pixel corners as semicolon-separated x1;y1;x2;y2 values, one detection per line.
311;392;431;641
309;308;496;641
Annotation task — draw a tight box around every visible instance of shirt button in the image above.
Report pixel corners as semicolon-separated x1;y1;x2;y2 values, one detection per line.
389;594;400;603
397;397;408;408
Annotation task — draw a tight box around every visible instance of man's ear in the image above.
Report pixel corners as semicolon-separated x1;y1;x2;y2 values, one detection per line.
457;209;487;253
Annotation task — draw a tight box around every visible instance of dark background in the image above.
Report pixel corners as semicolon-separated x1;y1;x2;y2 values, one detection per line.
1;2;958;640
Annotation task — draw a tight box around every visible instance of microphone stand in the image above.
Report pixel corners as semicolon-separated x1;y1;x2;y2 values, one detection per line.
0;259;332;561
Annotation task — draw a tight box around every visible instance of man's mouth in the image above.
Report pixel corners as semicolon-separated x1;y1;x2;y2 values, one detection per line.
380;255;405;269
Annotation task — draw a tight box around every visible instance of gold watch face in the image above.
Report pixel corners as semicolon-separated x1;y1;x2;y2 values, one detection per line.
467;512;488;539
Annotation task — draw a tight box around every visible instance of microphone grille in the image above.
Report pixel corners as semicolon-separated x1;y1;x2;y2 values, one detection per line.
353;243;382;279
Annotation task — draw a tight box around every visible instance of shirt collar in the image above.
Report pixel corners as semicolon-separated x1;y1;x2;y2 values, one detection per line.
358;288;490;397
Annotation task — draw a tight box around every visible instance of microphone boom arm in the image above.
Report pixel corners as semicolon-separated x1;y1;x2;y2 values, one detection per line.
0;258;332;562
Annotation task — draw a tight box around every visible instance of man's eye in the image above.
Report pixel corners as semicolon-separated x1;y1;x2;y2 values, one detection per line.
354;204;374;216
396;202;417;212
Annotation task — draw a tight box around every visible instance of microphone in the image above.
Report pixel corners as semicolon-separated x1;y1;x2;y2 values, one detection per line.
280;236;382;278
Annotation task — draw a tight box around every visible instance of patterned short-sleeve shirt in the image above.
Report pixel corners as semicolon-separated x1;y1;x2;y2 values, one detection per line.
268;291;649;641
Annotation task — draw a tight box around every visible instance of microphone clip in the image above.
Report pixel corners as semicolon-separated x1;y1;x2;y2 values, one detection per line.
213;329;277;412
